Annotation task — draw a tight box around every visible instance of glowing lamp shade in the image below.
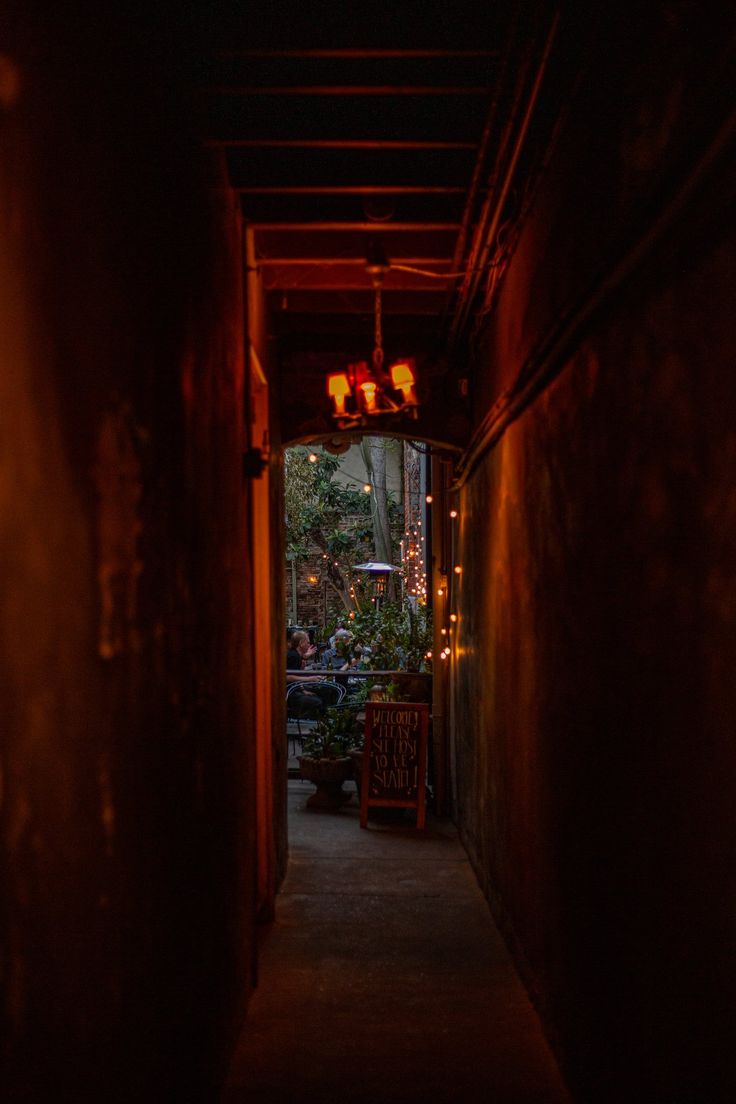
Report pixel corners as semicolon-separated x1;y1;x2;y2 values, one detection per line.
390;359;417;405
359;380;378;413
327;372;351;416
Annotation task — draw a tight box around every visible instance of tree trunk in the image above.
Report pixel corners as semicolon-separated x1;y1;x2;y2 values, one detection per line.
307;527;356;613
361;437;396;600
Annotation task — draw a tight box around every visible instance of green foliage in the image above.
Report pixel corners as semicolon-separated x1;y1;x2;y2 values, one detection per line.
300;705;363;759
285;445;402;563
285;446;376;565
348;602;433;671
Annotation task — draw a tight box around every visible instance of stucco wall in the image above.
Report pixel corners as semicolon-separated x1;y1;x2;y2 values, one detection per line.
1;11;258;1100
453;5;736;1101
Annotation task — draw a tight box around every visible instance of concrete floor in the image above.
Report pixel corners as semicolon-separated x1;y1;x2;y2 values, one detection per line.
223;779;572;1104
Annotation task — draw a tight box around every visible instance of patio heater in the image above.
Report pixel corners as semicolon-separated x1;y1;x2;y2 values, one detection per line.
352;561;402;609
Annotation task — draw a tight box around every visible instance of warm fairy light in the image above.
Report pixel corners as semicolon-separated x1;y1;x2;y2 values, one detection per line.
437;588;443;596
425;494;433;504
454;565;462;574
450;509;458;518
363;483;372;493
441;628;447;635
440;651;448;661
307;575;318;585
425;651;432;659
450;613;457;622
308;452;318;463
349;611;355;619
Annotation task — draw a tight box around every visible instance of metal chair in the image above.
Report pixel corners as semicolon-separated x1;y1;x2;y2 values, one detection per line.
286;680;346;756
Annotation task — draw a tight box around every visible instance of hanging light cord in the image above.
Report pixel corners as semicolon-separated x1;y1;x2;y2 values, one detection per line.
373;283;384;370
390;262;496;279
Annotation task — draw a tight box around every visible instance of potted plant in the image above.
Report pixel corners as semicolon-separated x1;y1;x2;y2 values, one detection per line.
298;705;363;810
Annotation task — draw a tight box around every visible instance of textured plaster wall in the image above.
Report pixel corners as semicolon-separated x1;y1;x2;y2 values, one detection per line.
454;5;736;1102
1;10;259;1101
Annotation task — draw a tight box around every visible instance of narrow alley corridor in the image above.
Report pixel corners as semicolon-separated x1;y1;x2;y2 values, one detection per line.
3;3;736;1101
224;783;570;1104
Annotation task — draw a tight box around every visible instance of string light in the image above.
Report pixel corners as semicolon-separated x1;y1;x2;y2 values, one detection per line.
450;509;458;519
450;613;457;622
308;452;318;463
454;565;462;574
425;494;433;504
401;473;428;607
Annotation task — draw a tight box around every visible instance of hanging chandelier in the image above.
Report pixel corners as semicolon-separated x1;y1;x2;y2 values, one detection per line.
326;251;419;427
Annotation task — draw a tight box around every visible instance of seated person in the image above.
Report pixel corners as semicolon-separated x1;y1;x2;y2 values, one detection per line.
287;630;335;717
349;644;367;669
320;645;349;671
329;621;353;649
288;628;317;669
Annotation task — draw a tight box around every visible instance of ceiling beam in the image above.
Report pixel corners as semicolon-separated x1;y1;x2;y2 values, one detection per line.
257;256;452;265
207;85;493;96
235;185;465;195
208;138;477;150
214;49;500;59
252;228;460;260
260;263;457;290
267;288;445;314
249;221;461;231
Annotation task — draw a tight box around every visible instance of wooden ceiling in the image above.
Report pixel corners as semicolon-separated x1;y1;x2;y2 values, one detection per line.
204;2;561;446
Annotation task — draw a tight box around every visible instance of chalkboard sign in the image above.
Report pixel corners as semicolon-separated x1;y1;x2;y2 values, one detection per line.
360;702;429;829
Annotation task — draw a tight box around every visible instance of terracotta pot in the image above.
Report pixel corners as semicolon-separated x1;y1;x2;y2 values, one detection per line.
298;755;354;810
